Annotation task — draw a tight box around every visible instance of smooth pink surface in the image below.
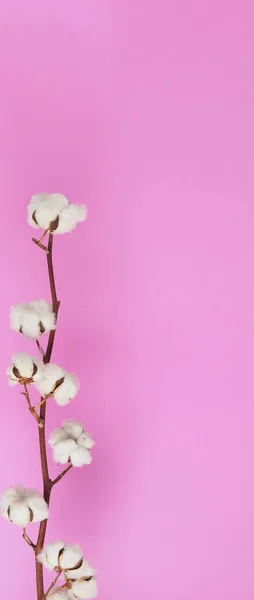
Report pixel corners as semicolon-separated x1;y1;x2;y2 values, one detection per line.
0;1;254;598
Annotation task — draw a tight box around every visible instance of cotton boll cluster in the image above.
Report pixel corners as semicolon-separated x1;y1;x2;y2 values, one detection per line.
35;365;79;406
38;541;98;600
10;300;56;340
37;541;83;571
1;485;49;527
49;420;94;467
7;352;44;386
28;193;87;235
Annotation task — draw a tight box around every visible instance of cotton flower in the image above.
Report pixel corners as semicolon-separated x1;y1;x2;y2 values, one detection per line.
34;365;79;406
27;193;87;235
67;576;98;600
1;485;48;527
37;541;83;572
7;352;44;387
49;420;94;467
10;300;56;340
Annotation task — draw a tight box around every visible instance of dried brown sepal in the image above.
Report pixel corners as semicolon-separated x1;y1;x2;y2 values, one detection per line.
29;507;34;522
39;321;46;334
52;377;65;393
32;211;39;225
49;215;60;232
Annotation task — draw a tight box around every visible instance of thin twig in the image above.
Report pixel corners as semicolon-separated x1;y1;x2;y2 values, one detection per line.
46;583;68;598
51;464;73;486
23;528;35;550
33;396;48;411
32;238;49;253
36;339;46;358
22;383;43;427
43;569;62;598
32;229;50;253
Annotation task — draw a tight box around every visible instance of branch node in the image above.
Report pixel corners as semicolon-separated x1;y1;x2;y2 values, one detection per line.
32;237;50;253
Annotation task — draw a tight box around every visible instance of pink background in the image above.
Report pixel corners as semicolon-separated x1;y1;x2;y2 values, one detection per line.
0;1;254;599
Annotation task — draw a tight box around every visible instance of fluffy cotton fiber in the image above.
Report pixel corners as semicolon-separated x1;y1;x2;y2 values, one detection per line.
1;485;49;527
7;352;44;386
68;577;98;600
35;365;79;406
27;193;87;234
49;420;94;467
65;559;96;581
10;300;56;340
37;542;83;571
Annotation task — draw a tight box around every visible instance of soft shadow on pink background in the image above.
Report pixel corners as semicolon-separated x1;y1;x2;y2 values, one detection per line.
0;1;254;599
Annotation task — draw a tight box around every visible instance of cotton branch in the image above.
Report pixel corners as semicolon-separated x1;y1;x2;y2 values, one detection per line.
22;383;43;427
2;195;93;600
43;569;62;598
51;463;72;486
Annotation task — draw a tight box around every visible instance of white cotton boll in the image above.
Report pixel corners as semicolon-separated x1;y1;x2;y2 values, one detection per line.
35;364;66;397
28;193;68;230
52;439;77;465
27;193;86;235
68;578;98;600
10;301;55;340
54;374;79;406
66;560;96;581
62;420;84;440
57;204;87;234
8;501;31;527
49;421;94;467
35;365;78;406
37;541;65;570
7;352;44;386
58;544;83;570
1;485;48;527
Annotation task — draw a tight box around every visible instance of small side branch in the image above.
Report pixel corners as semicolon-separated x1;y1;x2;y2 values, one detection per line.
32;230;50;253
43;569;62;598
23;528;35;550
36;339;46;358
46;583;68;598
51;464;72;486
22;383;44;428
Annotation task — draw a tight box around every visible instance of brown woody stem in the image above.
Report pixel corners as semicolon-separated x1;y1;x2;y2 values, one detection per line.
35;233;61;600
